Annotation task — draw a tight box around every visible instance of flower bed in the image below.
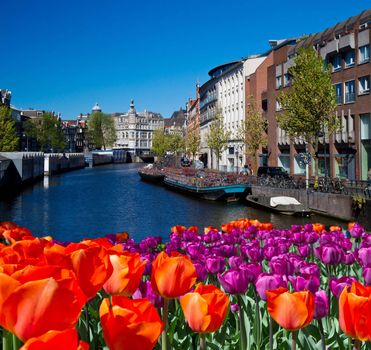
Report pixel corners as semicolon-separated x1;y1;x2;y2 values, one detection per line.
0;219;369;349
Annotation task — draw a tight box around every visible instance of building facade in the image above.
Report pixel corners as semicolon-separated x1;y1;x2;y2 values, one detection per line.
164;108;187;136
199;57;266;171
265;10;371;181
113;100;164;155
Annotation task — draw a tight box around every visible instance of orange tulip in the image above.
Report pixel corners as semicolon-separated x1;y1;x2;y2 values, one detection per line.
180;283;229;333
339;282;371;341
204;226;218;234
330;225;341;232
1;271;86;341
267;288;314;331
103;252;146;296
115;232;129;242
99;296;163;350
312;223;325;234
0;273;21;315
66;241;113;299
151;251;197;299
20;329;89;350
0;239;47;265
171;225;187;234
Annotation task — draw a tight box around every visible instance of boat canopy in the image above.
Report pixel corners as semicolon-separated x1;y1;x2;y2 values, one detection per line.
270;196;301;207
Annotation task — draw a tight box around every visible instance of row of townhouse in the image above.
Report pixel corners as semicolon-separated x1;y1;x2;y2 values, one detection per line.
187;9;371;180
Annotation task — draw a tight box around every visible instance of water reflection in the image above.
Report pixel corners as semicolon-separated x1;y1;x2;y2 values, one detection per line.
0;164;363;243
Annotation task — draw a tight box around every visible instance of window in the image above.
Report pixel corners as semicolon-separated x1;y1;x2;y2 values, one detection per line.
345;80;356;103
276;100;282;111
344;50;355;68
284;73;290;87
359;76;370;95
276;76;282;89
331;54;341;71
359;45;370;64
335;83;342;104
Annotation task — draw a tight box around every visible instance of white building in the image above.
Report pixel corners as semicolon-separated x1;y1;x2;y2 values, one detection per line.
113;100;164;155
199;56;266;171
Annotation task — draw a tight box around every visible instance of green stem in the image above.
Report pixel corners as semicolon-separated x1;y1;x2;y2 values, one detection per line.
318;319;326;350
292;331;297;350
200;334;207;350
353;339;361;350
269;316;274;350
237;295;247;350
162;299;169;350
2;330;12;350
85;306;90;343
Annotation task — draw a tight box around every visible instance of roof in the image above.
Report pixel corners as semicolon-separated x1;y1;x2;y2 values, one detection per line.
164;108;186;127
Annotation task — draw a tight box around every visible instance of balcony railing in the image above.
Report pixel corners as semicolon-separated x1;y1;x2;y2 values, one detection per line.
345;93;355;103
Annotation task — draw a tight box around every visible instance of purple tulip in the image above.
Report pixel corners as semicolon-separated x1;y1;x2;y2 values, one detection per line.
193;260;208;281
350;223;364;238
133;281;163;308
330;276;357;298
229;256;244;269
203;230;220;243
206;256;226;274
358;246;371;267
218;268;249;294
240;262;262;283
305;231;319;244
315;244;343;265
297;244;311;258
313;290;329;319
220;244;236;257
186;243;204;259
255;273;287;300
293;231;305;244
230;303;240;312
289;274;320;294
291;225;302;233
263;245;278;260
241;243;263;262
304;224;313;232
298;262;320;277
269;255;295;276
363;267;371;286
341;252;355;265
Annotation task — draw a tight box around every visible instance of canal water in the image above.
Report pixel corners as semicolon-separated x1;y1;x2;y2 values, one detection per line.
0;163;358;243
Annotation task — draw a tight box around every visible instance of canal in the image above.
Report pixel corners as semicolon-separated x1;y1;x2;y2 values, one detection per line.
0;163;358;242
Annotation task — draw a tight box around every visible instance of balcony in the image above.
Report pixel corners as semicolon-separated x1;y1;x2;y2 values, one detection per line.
345;93;355;103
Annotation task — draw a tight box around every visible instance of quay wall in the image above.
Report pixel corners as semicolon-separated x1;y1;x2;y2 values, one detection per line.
44;153;85;175
0;152;44;182
251;185;356;221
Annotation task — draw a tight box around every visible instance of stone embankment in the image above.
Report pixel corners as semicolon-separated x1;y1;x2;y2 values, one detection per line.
251;185;371;227
0;152;85;195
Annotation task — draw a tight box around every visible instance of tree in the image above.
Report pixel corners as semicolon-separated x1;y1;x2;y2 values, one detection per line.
167;134;185;156
185;127;200;160
88;112;116;150
277;47;339;176
24;112;65;152
238;97;268;172
151;129;168;158
205;109;230;170
0;105;19;151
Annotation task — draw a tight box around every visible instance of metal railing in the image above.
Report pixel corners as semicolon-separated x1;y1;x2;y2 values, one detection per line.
253;175;371;199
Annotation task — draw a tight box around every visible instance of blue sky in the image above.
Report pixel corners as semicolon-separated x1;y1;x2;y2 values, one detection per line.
1;0;368;119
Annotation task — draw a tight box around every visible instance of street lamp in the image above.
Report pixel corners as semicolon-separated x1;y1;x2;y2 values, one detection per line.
22;133;29;151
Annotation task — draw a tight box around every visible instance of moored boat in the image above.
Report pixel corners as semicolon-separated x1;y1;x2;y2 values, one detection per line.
245;195;311;216
163;176;252;202
138;165;165;184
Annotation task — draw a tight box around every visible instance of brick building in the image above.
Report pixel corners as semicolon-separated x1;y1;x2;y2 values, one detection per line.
264;10;371;180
